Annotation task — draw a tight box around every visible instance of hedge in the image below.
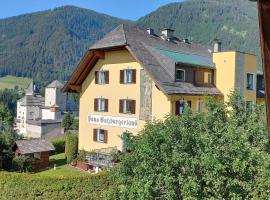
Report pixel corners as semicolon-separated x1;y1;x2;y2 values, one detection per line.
51;137;65;154
0;171;110;200
65;133;78;163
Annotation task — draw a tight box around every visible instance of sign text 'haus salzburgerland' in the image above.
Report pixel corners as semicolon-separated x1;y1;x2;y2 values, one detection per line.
88;114;138;129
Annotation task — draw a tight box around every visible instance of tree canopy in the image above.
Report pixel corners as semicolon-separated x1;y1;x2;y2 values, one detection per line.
109;92;270;199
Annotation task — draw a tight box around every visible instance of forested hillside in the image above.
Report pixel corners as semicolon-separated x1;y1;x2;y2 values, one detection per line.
137;0;259;55
0;0;261;85
0;6;127;84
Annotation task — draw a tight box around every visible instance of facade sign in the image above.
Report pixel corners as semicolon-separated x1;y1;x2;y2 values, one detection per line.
88;114;138;129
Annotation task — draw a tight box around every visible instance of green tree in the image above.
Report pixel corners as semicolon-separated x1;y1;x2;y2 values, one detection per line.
62;112;74;131
109;92;270;199
65;133;78;163
72;118;79;130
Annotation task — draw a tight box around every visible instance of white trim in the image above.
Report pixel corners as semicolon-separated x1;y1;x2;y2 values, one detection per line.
176;69;186;81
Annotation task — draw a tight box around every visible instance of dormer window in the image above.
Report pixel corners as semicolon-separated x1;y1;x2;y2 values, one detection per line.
176;69;185;81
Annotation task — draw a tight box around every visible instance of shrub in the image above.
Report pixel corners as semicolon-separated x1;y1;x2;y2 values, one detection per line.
13;155;34;172
77;150;87;162
62;112;74;130
51;137;65;154
0;171;110;199
109;92;270;199
65;133;78;163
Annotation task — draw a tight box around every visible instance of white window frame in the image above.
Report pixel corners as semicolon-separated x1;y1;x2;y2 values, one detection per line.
197;100;203;112
246;73;255;90
178;100;186;115
176;69;185;81
124;69;133;84
98;71;106;85
123;99;132;114
98;98;105;112
97;129;105;143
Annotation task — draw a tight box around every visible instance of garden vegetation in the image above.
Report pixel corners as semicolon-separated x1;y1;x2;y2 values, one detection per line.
109;92;270;199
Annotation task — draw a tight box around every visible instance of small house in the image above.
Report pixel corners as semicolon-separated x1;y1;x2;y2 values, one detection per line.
12;139;55;171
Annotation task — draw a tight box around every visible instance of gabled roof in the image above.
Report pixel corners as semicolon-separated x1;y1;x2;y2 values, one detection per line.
25;80;34;96
13;139;55;154
46;80;64;89
18;95;45;107
63;24;221;96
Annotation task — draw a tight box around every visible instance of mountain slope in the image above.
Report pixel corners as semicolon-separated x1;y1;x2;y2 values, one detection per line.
0;6;128;83
0;1;261;85
137;0;259;55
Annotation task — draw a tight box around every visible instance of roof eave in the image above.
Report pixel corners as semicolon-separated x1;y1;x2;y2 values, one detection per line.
176;61;215;69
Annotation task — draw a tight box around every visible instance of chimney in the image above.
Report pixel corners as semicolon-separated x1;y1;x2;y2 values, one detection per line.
161;28;175;41
213;39;222;52
146;28;154;35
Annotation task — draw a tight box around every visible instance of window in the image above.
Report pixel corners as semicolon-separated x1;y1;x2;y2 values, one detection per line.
197;100;203;112
204;72;212;84
93;129;108;143
120;69;136;84
94;98;108;112
119;99;136;114
176;69;185;81
246;73;254;90
125;70;133;83
95;71;109;84
246;101;253;112
175;100;191;115
34;152;41;160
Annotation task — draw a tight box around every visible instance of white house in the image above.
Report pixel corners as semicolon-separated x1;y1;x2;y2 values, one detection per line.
16;80;67;138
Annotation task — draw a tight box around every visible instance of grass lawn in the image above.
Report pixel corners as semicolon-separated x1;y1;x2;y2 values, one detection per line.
0;75;32;90
0;153;110;199
35;153;88;178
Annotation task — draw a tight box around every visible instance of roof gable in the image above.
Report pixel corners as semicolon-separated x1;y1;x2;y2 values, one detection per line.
63;24;222;96
13;139;55;154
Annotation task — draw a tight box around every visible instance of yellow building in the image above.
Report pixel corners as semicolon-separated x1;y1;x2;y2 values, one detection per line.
63;24;261;154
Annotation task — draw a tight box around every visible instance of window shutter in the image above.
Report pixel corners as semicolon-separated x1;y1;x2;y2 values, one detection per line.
119;99;123;113
131;100;136;114
105;71;109;84
120;70;124;84
94;98;98;111
95;71;99;84
132;69;136;83
175;101;180;115
93;129;97;142
105;99;108;112
104;130;108;143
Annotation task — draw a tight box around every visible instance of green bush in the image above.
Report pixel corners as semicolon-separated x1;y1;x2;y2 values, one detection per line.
77;150;87;162
13;155;34;172
65;133;78;163
51;137;65;154
109;92;270;199
0;171;110;199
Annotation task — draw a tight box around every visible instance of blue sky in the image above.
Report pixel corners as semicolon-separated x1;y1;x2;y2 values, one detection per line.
0;0;183;20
